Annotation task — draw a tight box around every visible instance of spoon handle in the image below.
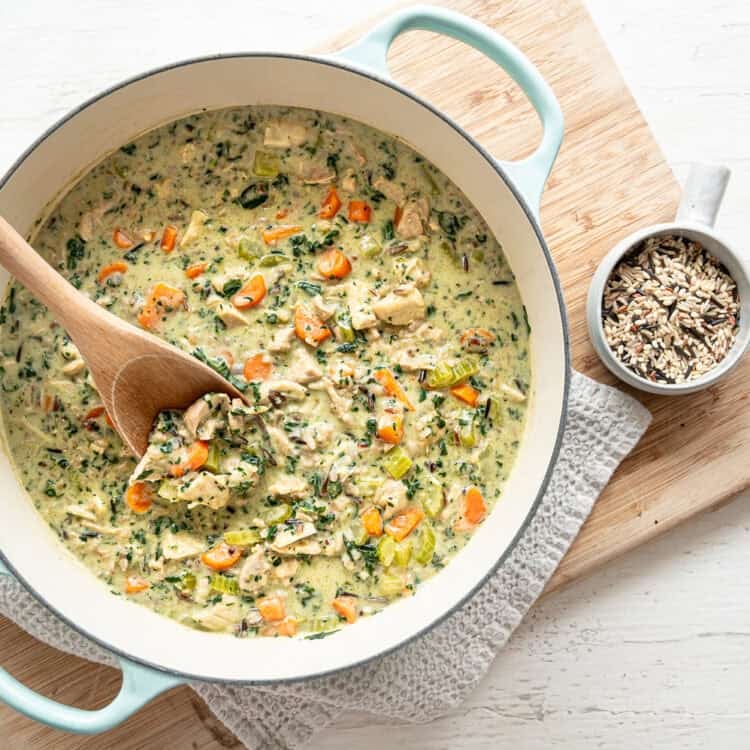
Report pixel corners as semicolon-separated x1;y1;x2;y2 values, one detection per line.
0;216;106;341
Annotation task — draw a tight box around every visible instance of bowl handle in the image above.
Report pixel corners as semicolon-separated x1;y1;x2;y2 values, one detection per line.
334;4;564;212
0;560;182;734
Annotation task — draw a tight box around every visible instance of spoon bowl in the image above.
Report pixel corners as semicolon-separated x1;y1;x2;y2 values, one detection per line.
0;216;244;456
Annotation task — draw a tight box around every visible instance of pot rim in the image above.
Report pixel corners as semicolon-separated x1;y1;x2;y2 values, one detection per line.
0;50;571;685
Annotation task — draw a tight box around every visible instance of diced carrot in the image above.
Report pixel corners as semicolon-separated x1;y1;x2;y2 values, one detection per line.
125;482;153;514
462;486;486;525
185;262;207;279
348;200;372;223
294;305;331;347
243;352;273;381
319;187;342;219
361;506;383;537
331;595;358;624
257;595;286;622
317;248;352;280
169;440;209;478
160;225;178;253
262;225;303;245
374;368;414;411
125;575;149;594
377;414;404;445
84;405;106;422
231;274;266;309
459;327;496;352
276;617;298;637
275;208;288;220
137;283;186;329
385;506;424;541
97;261;128;285
113;227;134;250
201;542;242;572
450;382;480;407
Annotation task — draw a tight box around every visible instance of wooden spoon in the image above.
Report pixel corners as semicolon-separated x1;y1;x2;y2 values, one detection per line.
0;217;245;457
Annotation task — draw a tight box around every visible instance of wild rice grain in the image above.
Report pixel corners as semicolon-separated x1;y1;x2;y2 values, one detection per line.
602;234;739;383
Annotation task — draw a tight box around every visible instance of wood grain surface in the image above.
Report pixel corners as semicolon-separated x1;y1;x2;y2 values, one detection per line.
2;0;747;748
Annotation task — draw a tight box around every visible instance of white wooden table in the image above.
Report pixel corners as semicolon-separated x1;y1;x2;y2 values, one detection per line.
1;1;749;747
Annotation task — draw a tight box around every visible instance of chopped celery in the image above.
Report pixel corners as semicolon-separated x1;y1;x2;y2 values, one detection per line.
360;234;382;258
310;615;338;633
253;150;280;177
350;520;369;546
415;525;436;565
355;474;383;497
426;358;479;389
486;396;504;424
157;479;180;502
418;481;444;519
393;540;412;567
210;573;239;595
379;573;403;598
458;410;477;448
451;358;479;384
238;237;260;261
203;442;221;473
377;535;396;566
421;164;441;196
224;529;261;546
259;253;287;267
174;572;196;593
335;309;355;342
383;446;413;480
263;503;292;524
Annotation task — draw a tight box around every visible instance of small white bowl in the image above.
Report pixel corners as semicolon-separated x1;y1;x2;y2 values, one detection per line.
587;164;750;395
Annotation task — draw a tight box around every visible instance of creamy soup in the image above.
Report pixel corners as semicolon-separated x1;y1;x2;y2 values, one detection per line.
0;106;530;638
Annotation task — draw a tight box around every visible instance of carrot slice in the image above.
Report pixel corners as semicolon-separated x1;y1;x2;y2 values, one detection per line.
243;352;273;381
450;383;480;407
257;595;286;622
385;506;424;541
125;482;153;514
113;227;134;249
84;405;106;422
294;305;331;347
97;261;128;285
361;506;383;537
185;262;207;279
125;575;149;594
331;595;358;624
319;187;342;219
275;617;298;637
160;225;178;253
377;414;404;445
374;369;414;411
348;201;371;223
137;283;186;329
462;486;486;525
317;248;352;279
231;274;266;310
262;225;303;245
169;440;210;478
201;542;242;572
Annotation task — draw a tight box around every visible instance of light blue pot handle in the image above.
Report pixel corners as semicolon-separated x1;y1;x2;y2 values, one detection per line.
0;557;182;733
334;4;563;213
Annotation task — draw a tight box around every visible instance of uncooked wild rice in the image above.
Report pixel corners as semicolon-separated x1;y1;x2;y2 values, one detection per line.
602;234;740;384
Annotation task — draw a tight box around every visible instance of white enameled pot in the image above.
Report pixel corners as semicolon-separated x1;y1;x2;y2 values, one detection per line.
0;5;569;733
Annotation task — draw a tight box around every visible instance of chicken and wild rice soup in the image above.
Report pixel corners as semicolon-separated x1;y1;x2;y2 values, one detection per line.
0;106;531;638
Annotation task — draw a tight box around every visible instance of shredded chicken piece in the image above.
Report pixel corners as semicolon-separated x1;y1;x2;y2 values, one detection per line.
373;284;426;326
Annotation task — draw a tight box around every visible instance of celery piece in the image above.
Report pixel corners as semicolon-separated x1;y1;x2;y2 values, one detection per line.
451;358;479;384
458;410;477;448
355;474;383;497
203;442;221;473
310;615;338;633
421;164;441;196
360;234;382;258
486;395;504;424
176;572;196;593
426;361;456;389
377;535;396;566
259;253;287;267
418;481;444;519
349;519;369;546
224;529;261;546
263;503;291;524
393;540;412;567
253;150;280;178
238;237;260;261
335;309;355;342
210;573;239;595
157;479;180;502
383;446;413;480
379;573;403;598
415;525;436;565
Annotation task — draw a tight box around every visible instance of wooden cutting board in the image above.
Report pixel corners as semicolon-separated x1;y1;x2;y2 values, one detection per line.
3;1;748;747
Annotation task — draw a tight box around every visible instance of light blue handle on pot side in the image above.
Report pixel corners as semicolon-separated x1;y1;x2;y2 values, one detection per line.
335;4;564;213
0;558;182;733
